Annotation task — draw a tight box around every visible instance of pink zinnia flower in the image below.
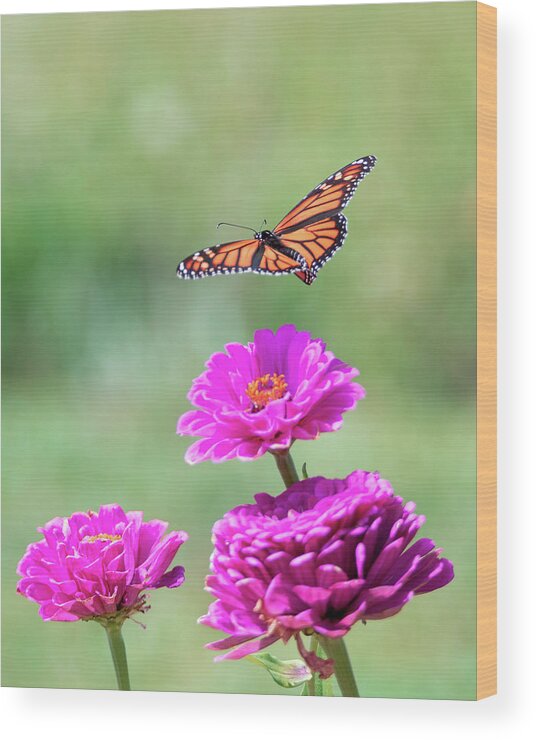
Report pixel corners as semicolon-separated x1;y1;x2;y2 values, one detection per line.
17;504;188;622
199;471;453;675
177;324;364;464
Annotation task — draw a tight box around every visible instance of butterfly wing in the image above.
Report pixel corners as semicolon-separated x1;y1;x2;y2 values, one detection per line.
177;238;304;280
276;213;348;285
274;155;376;235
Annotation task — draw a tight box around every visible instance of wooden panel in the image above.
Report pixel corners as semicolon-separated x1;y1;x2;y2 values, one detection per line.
476;1;497;701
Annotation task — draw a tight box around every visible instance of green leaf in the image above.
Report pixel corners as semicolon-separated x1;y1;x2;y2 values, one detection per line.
302;462;309;479
246;652;312;689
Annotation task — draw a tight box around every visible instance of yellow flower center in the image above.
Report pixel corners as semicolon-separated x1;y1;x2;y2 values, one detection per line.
83;533;122;544
246;373;288;411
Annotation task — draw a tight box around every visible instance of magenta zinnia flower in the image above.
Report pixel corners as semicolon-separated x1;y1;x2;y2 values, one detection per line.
177;324;364;464
17;504;188;622
199;471;453;674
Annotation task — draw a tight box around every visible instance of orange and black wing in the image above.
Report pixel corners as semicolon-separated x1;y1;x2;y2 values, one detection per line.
276;214;348;285
177;238;304;280
274;155;376;235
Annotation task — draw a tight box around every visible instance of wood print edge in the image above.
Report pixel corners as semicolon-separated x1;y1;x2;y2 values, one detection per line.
476;0;497;701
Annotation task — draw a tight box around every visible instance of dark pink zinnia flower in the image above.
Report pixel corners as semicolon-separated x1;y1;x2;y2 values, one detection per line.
17;504;188;622
199;471;454;673
177;324;364;464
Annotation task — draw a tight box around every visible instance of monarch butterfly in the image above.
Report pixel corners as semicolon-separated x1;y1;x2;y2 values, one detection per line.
177;155;376;285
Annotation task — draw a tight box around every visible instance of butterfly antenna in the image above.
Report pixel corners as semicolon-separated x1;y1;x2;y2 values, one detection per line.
217;222;257;234
258;219;267;231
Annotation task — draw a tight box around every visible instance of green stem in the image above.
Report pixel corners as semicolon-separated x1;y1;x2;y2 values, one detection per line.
318;636;360;697
271;449;300;488
307;635;319;696
103;621;131;690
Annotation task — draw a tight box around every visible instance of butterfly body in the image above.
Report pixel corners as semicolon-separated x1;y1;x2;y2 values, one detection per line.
177;155;376;285
253;230;309;270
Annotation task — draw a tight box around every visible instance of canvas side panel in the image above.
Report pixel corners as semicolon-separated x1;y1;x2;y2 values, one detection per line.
476;1;497;701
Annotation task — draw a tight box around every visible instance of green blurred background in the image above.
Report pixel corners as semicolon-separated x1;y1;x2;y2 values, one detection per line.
2;3;476;698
